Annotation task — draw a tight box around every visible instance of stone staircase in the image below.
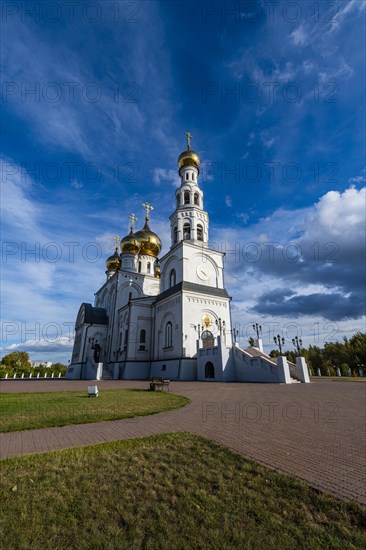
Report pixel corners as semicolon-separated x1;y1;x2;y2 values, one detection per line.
240;347;303;383
101;366;113;380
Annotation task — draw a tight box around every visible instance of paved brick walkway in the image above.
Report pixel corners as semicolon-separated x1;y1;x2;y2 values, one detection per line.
1;379;365;506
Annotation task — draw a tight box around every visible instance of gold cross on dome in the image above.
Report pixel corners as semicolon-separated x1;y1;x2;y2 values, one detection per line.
128;213;138;231
113;235;120;250
185;131;193;150
142;202;154;220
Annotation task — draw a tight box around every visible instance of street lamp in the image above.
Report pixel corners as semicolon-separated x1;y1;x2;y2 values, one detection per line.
231;328;239;343
253;323;262;339
194;324;201;338
274;334;285;354
215;318;226;334
292;336;303;355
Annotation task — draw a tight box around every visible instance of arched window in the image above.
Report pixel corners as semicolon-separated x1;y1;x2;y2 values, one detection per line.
194;193;199;205
183;223;191;240
202;330;214;349
169;269;176;287
147;262;151;274
165;322;172;348
186;172;189;181
197;224;203;241
205;361;215;379
176;194;180;208
192;172;195;181
184;191;190;205
173;226;178;244
93;344;101;363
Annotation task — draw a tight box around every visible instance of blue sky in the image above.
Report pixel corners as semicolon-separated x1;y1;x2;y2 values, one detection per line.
1;0;365;363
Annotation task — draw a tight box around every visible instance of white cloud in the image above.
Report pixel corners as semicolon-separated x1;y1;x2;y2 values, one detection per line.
348;175;366;184
71;179;83;190
260;129;276;149
152;168;180;187
211;186;366;332
305;186;365;238
290;25;308;46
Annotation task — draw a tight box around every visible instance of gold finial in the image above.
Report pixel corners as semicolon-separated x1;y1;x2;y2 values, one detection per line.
185;131;193;150
142;201;154;221
128;213;138;232
113;235;120;250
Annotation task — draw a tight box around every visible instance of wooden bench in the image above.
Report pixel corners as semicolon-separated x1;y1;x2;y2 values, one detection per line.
150;377;170;391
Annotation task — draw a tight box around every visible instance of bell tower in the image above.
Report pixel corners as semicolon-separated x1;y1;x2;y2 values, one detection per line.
170;132;209;247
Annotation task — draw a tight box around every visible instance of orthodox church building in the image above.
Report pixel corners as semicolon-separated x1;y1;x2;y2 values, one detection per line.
67;136;309;384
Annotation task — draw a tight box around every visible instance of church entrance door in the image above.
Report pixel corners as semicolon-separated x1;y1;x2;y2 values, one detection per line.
205;361;215;379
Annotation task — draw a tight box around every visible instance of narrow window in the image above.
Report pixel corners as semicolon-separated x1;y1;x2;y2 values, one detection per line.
169;269;176;287
173;226;178;244
165;322;172;348
139;329;146;351
183;222;191;240
176;194;180;207
186;172;189;180
138;261;141;273
147;262;151;273
184;191;190;205
192;173;195;181
194;193;199;205
197;224;203;241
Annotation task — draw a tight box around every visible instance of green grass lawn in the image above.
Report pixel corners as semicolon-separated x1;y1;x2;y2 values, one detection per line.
0;389;189;432
0;433;365;550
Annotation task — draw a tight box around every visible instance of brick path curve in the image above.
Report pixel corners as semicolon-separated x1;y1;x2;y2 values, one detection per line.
0;380;365;506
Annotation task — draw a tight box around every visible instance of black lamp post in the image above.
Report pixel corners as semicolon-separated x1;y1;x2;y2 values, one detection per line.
231;328;239;343
274;334;285;354
194;324;201;338
292;336;303;355
253;323;262;340
215;318;226;334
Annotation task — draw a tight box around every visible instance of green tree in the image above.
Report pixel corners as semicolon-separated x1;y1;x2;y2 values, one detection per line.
1;351;30;370
52;363;68;376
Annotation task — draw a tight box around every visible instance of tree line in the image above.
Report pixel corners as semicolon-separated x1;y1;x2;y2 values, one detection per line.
0;352;67;378
266;331;366;376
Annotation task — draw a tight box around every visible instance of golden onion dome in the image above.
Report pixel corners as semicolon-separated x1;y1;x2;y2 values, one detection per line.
178;149;200;173
135;221;162;257
106;248;121;271
120;230;141;255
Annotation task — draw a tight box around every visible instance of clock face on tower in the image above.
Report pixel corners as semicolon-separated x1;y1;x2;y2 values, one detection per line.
196;264;209;281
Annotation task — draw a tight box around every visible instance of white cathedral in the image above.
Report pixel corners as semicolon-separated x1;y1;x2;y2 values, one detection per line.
67;136;309;384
